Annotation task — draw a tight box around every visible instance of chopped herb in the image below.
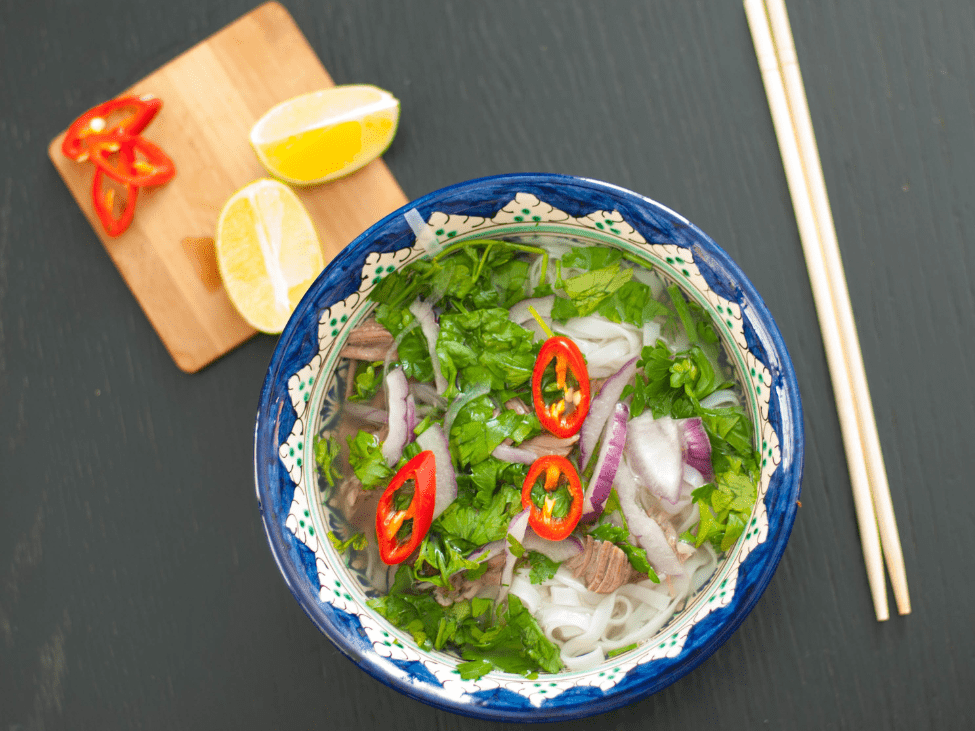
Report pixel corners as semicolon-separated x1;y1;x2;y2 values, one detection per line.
526;550;560;584
313;435;342;488
346;431;393;489
328;531;367;553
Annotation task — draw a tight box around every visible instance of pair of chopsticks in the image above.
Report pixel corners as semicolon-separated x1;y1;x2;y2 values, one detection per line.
743;0;909;621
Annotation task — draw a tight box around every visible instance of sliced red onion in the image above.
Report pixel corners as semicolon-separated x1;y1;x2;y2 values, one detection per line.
614;461;683;575
498;509;530;604
469;540;506;564
581;402;629;522
580;356;638;468
624;413;684;505
381;368;409;467
409;297;448;394
405;393;418;434
522;529;584;562
415;423;457;519
491;443;538;465
679;417;714;482
579;358;637;469
443;382;491;438
508;295;555;326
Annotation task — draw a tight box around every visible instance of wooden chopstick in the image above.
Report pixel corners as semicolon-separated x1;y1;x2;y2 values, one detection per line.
763;0;910;617
744;0;909;620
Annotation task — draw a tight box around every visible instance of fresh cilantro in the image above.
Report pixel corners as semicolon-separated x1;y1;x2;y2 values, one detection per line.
369;585;562;679
560;247;623;270
410;530;486;588
456;595;563;677
313;435;342;488
349;361;383;402
436;308;538;399
690;461;758;551
373;304;434;382
595;279;671;327
449;395;540;466
345;431;393;489
506;533;526;558
434;481;523;546
526;551;560;584
559;264;633;317
327;531;367;553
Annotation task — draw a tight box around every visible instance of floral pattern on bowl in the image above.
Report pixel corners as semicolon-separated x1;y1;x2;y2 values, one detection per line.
255;174;803;721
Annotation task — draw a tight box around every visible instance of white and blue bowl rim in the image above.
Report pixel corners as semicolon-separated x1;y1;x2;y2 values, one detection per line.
254;172;804;721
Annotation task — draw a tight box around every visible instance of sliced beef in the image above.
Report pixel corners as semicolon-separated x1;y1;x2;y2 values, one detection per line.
340;318;396;361
564;536;638;594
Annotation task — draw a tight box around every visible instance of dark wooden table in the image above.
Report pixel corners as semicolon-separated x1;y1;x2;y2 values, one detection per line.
3;1;972;728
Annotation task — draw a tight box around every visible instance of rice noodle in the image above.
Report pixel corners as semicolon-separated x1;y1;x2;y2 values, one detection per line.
556;316;644;377
510;534;718;664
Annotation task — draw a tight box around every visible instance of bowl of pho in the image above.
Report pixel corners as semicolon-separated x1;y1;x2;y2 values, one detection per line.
254;173;803;720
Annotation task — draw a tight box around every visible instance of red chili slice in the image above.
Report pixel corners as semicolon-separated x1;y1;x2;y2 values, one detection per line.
376;450;437;564
61;95;162;161
91;151;139;237
87;134;176;188
531;336;591;438
521;455;584;541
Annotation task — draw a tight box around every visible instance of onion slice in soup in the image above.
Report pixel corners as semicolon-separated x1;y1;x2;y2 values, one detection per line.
614;461;683;575
380;367;410;467
491;443;537;465
680;417;714;482
409;297;448;394
522;529;583;562
581;402;629;522
415;423;457;519
624;413;684;505
579;356;638;468
498;509;530;604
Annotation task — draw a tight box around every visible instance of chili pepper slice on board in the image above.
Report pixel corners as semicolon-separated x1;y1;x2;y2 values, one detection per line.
376;450;437;564
521;455;584;541
87;134;176;188
531;336;591;439
61;95;162;161
91;154;139;238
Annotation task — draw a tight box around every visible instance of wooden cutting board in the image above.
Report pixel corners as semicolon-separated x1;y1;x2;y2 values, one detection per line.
48;2;408;373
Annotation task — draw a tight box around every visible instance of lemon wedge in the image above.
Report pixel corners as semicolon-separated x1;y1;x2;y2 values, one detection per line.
250;85;400;185
215;179;324;333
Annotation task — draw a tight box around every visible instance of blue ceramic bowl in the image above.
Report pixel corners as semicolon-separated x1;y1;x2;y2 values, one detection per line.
254;173;803;721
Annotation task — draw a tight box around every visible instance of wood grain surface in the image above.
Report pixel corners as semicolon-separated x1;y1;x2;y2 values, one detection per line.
2;1;974;729
47;2;407;373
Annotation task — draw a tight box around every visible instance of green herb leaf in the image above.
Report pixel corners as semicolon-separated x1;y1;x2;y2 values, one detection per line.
313;435;342;488
327;531;367;553
345;430;393;489
349;361;383;402
560;264;633;316
436;308;538;399
526;550;560;584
